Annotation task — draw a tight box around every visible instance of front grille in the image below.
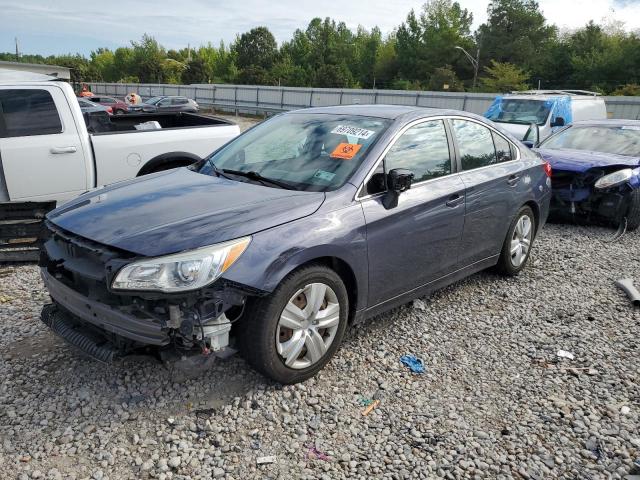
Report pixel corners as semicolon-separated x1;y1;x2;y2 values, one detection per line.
40;221;135;304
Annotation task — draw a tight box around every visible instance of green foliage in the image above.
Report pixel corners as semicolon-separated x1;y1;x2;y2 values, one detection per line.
5;6;640;94
233;27;277;70
428;65;464;91
480;60;529;92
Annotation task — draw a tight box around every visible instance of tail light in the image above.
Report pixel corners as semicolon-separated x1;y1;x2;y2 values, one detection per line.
543;161;552;177
106;106;113;115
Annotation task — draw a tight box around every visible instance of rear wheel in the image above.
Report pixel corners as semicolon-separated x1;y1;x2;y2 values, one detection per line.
239;264;348;384
496;206;536;276
114;109;125;115
625;189;640;231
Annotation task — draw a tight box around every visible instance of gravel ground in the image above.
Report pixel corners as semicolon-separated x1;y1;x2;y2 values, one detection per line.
0;223;639;480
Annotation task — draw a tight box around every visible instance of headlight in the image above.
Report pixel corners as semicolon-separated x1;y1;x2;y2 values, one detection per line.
594;169;633;190
112;237;251;292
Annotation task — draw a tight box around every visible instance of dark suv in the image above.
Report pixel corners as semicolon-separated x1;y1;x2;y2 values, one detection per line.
40;105;551;384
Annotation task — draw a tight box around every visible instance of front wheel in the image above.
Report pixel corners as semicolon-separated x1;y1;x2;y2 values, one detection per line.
239;264;349;384
496;206;536;276
625;189;640;231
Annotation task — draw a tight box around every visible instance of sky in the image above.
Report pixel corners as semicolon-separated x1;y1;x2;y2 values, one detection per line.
1;0;640;57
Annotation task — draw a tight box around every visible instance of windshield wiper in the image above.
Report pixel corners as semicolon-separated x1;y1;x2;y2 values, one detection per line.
222;169;298;190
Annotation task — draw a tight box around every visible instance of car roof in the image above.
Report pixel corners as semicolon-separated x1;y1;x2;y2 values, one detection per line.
287;104;479;120
570;119;640;127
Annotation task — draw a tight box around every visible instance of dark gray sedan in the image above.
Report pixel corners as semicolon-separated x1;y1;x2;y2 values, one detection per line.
128;95;199;114
40;105;551;384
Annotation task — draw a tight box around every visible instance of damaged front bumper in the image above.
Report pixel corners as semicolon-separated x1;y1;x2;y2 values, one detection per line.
39;221;265;361
550;169;635;225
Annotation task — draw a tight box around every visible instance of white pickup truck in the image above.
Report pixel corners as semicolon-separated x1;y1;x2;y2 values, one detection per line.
0;75;240;260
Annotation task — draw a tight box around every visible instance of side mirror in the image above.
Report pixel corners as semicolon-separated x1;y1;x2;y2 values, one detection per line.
551;116;565;128
382;168;414;209
523;123;540;147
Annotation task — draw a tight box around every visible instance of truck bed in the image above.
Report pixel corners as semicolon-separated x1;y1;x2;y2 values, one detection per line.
83;111;235;135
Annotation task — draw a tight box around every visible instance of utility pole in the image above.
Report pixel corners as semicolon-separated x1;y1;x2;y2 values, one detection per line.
15;37;19;61
455;45;480;89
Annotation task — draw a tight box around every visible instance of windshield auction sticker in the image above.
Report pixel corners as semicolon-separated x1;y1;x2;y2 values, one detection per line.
331;125;375;139
330;143;362;160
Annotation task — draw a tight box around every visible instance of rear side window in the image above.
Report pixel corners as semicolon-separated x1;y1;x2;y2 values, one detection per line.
172;98;188;105
0;89;62;138
493;132;513;162
385;120;452;184
451;119;497;170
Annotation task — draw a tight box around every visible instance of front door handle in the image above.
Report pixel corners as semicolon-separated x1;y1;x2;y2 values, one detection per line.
507;174;520;186
50;146;77;154
445;194;464;208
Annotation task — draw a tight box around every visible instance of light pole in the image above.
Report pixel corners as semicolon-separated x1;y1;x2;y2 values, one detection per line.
455;45;480;89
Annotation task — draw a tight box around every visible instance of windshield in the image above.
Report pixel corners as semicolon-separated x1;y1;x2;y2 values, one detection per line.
199;113;391;191
540;125;640;157
486;99;551;126
144;96;163;104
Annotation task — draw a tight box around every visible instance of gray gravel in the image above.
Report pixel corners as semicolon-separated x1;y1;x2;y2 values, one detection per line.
1;223;639;479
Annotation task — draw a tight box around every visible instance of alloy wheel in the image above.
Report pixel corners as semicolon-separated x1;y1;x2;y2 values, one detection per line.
276;282;340;370
510;214;533;267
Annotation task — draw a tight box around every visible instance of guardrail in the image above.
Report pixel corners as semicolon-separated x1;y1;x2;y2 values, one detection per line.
88;82;640;120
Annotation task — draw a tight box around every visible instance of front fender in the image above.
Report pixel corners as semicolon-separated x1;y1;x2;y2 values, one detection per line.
222;204;369;311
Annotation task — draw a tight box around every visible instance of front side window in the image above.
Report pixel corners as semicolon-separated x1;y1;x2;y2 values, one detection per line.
451;119;498;170
0;89;62;138
385;120;452;184
200;113;391;192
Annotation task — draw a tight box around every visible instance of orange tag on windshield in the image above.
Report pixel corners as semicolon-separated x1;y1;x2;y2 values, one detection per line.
330;143;362;160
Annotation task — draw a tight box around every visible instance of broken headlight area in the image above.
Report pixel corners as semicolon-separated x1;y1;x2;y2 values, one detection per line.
550;168;634;225
39;221;264;361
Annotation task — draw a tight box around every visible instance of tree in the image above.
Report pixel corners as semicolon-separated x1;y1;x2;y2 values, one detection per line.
161;59;186;84
612;84;640;96
427;65;464;91
130;34;165;83
182;57;208;84
396;1;474;86
233;27;278;70
90;48;117;81
236;65;273;85
480;60;529;92
477;0;556;70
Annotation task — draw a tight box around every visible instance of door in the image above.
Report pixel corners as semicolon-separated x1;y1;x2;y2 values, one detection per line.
0;86;87;202
450;118;525;267
171;97;190;112
157;98;173;112
361;119;466;306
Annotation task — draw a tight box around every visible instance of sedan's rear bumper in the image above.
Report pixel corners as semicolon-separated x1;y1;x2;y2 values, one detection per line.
41;268;169;346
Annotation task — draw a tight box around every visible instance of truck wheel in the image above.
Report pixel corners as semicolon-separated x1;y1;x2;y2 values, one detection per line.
239;264;348;384
495;206;536;276
625;189;640;231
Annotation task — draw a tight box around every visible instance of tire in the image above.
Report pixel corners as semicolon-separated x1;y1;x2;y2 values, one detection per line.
239;264;349;384
496;206;536;276
625;189;640;231
114;109;125;115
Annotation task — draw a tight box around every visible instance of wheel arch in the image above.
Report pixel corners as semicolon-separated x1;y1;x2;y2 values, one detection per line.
137;151;202;176
523;200;541;234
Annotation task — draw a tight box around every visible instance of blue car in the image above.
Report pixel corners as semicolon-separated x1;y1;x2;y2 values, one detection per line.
39;106;551;383
535;120;640;230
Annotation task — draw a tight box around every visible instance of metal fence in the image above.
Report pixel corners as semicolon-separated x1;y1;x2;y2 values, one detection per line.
89;82;640;120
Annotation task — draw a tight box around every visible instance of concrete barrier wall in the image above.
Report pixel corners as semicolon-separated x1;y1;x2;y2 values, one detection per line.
89;82;640;120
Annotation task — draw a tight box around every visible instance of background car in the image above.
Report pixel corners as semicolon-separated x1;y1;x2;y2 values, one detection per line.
535;120;640;230
77;97;112;115
128;95;199;114
86;95;129;115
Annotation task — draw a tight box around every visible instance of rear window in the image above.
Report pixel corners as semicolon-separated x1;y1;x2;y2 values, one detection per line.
0;89;62;138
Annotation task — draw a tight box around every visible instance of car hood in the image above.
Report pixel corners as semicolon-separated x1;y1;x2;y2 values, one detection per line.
48;168;325;256
536;148;640;173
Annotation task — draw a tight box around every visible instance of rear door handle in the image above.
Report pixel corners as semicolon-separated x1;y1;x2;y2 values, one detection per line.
445;194;464;208
50;146;77;154
507;174;520;186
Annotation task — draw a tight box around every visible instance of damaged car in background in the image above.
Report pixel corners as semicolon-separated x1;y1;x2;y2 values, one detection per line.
39;105;551;384
530;120;640;230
